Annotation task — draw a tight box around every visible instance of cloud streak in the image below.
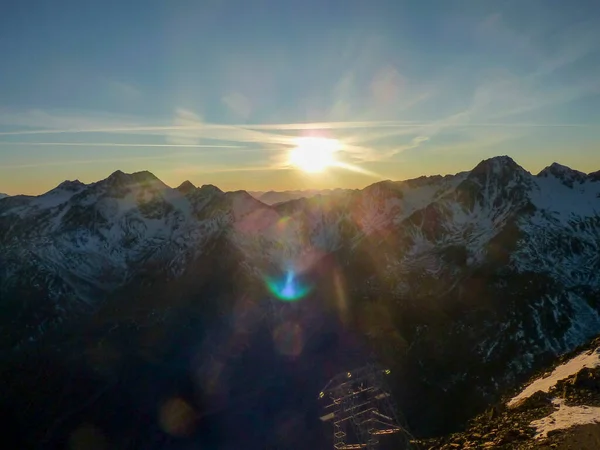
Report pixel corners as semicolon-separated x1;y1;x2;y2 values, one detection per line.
171;165;287;175
0;152;204;170
0;119;592;138
1;11;598;171
0;142;244;149
0;114;596;167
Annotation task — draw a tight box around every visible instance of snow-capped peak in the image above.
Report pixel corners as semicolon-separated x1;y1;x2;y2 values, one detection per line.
55;180;86;192
452;156;532;217
537;162;587;188
469;155;525;178
87;170;173;203
102;169;161;187
27;179;88;209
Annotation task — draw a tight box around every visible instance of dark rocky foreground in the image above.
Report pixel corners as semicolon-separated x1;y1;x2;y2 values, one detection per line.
414;424;600;450
413;338;600;449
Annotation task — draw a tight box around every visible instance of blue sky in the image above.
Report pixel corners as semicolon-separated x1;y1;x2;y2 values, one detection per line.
1;0;599;194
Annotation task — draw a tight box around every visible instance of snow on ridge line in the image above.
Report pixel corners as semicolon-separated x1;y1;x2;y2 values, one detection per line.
531;398;600;439
508;347;600;407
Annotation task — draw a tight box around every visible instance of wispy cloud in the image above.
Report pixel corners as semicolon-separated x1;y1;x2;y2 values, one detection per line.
0;110;596;168
0;142;244;148
105;79;142;99
222;92;252;119
0;152;203;170
165;109;298;147
171;164;286;175
0;116;591;138
1;10;599;172
0;109;144;132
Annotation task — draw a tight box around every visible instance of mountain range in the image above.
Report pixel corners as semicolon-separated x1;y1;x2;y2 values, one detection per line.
1;155;600;449
249;188;353;205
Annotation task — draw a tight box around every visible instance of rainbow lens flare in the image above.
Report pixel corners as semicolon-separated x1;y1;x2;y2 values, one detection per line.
266;270;311;302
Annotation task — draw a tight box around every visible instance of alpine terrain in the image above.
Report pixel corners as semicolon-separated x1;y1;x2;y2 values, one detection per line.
1;155;600;449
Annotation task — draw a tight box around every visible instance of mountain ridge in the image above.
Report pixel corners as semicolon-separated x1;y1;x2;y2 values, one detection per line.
4;156;600;200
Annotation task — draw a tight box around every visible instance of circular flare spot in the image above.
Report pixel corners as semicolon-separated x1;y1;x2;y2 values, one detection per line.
159;397;197;437
273;321;304;357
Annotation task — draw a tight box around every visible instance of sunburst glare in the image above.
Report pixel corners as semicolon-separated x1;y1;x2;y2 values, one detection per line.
289;137;340;173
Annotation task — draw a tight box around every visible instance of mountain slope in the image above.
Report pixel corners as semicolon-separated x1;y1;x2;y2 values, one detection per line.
1;156;600;447
0;171;265;348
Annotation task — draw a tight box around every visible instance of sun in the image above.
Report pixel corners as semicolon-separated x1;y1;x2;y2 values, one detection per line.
289;137;339;173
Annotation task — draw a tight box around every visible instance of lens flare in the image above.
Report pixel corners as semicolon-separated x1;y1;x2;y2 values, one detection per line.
158;397;197;437
277;216;291;230
266;270;311;301
273;321;304;357
333;268;349;324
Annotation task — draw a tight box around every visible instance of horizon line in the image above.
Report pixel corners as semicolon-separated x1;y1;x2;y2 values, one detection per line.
1;155;598;197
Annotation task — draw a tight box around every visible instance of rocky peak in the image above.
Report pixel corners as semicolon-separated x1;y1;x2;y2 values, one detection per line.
105;170;159;186
198;184;223;196
362;180;404;199
55;180;86;192
95;170;166;199
537;162;586;188
465;155;531;191
106;169;126;182
176;180;197;195
225;190;272;212
589;170;600;183
455;156;532;212
402;174;444;188
470;156;524;178
39;180;87;201
225;189;258;202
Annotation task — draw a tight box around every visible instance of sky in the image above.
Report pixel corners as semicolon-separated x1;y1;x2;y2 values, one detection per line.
1;0;599;195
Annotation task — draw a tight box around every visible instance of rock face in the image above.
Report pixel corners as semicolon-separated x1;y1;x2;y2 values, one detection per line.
509;390;554;412
553;366;600;404
1;156;600;448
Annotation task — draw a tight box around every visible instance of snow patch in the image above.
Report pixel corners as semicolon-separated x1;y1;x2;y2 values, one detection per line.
531;398;600;439
508;348;600;406
31;188;80;209
531;175;600;222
